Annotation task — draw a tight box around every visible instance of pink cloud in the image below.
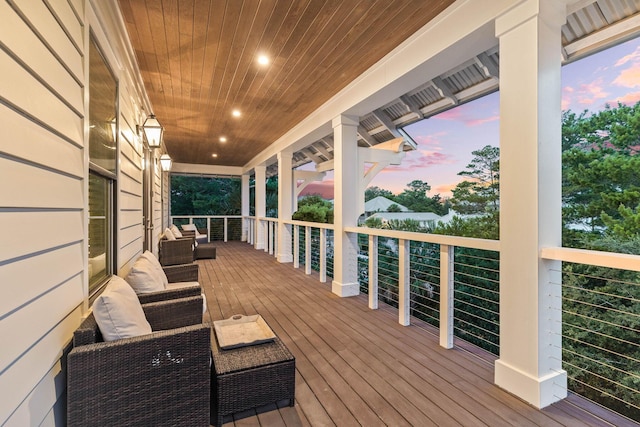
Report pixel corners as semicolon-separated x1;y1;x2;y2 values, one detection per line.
467;115;499;127
562;86;574;110
377;151;454;174
432;99;498;127
612;65;640;88
413;132;447;147
576;79;609;105
613;91;640;105
433;182;458;196
615;46;640;66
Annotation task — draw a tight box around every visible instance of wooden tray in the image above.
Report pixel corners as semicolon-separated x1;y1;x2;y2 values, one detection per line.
213;314;276;349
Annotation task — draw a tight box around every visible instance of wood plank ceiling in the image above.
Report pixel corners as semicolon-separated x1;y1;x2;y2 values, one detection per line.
117;0;456;167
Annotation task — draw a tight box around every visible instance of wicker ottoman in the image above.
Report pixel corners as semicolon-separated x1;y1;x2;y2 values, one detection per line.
210;336;295;426
195;242;216;259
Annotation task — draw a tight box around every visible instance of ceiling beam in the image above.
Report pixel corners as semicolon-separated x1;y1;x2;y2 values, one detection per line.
400;94;424;118
357;125;377;146
475;52;499;78
372;109;402;138
431;76;458;105
314;141;333;159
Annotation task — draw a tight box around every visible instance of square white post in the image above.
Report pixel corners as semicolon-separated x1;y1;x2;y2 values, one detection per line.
241;174;250;241
494;0;567;408
369;235;378;309
254;165;266;250
331;114;360;297
305;226;311;275
277;151;293;263
398;239;410;326
439;244;454;349
319;228;327;283
294;225;300;268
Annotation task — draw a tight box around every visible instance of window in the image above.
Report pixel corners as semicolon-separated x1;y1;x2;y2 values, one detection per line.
88;34;117;295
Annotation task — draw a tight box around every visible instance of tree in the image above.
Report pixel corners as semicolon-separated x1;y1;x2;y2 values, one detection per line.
394;180;448;215
365;186;395;201
449;145;499;215
171;175;241;215
387;203;402;212
293;194;333;223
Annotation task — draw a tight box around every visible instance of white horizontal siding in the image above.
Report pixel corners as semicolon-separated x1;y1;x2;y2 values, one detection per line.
0;243;84;318
0;48;83;144
0;1;83;115
0;105;83;177
45;0;84;51
0;158;83;209
0;210;83;263
10;0;83;81
0;1;150;425
1;306;82;426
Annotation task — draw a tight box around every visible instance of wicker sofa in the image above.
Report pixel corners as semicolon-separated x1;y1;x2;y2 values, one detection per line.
67;294;211;427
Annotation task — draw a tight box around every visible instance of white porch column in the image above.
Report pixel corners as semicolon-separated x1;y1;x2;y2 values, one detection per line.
495;0;567;408
332;114;360;297
254;165;266;250
277;151;293;263
241;174;250;242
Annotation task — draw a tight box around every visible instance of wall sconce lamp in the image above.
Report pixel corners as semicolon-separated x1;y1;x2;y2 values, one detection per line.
142;114;163;148
159;154;172;171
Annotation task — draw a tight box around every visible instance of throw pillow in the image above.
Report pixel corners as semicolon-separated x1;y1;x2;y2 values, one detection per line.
181;223;197;231
164;227;176;240
125;254;166;293
170;224;183;238
140;250;169;287
93;275;152;341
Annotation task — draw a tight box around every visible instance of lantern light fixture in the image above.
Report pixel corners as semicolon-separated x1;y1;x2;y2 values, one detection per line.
159;153;172;171
142;114;163;148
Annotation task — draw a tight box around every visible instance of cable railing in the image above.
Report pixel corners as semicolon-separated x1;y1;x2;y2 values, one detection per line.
453;247;500;355
352;227;500;349
541;247;640;422
170;215;243;242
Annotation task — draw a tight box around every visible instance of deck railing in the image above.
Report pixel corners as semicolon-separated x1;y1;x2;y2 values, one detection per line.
541;247;640;420
170;215;243;242
347;227;500;351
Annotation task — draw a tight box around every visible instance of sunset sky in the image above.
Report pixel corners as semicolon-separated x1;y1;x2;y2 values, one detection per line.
300;36;640;200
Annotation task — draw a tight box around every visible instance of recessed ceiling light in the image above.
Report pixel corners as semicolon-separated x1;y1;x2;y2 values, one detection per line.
212;153;218;158
257;54;269;65
232;109;241;117
219;136;227;143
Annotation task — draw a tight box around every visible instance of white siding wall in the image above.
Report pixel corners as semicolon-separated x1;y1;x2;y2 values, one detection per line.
0;1;150;425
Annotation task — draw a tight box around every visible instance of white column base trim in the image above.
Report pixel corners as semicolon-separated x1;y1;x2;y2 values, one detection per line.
254;243;264;250
495;359;567;408
331;281;360;297
277;253;293;263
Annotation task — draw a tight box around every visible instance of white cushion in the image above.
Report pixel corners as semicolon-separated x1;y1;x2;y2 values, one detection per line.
181;223;197;231
166;282;207;314
93;276;152;341
164;227;176;240
170;224;183;238
125;253;167;294
140;251;169;287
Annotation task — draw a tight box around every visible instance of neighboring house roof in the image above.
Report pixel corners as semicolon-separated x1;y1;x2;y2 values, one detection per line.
368;209;458;226
369;212;442;223
364;196;409;213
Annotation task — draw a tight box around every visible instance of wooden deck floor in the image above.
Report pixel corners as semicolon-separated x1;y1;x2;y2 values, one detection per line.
200;241;636;427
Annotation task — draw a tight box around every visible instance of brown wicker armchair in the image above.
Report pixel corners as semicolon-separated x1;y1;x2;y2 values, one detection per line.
158;236;195;266
67;295;211;427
